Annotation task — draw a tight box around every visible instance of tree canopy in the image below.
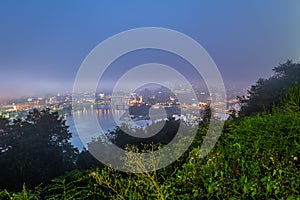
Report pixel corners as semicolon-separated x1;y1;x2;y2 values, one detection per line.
239;60;300;116
0;109;78;191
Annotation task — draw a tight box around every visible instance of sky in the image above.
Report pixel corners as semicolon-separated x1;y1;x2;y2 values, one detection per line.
0;0;300;99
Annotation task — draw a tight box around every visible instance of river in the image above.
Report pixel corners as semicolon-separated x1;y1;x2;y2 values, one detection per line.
66;108;151;150
66;107;228;151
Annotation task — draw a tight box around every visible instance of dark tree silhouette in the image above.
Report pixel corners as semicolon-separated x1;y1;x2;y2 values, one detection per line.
88;118;191;152
0;109;78;191
200;105;212;123
238;60;300;116
0;117;12;153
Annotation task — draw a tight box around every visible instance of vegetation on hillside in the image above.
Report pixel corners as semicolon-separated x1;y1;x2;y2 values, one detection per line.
0;61;299;199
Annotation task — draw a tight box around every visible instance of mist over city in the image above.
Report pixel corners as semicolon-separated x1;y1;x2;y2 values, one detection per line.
1;1;299;100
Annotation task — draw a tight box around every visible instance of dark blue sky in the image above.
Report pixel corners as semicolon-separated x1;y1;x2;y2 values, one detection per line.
0;1;299;98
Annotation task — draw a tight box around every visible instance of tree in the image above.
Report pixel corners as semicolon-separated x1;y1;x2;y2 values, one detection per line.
87;118;190;153
0;117;12;153
200;104;212;123
76;148;103;170
238;60;300;116
0;109;78;191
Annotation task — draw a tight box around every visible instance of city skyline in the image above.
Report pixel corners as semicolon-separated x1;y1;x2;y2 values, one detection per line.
1;1;300;99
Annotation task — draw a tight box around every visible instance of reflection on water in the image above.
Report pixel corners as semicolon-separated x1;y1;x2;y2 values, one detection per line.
66;108;150;150
66;108;121;150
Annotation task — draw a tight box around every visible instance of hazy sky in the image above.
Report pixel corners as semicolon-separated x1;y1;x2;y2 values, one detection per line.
0;0;299;99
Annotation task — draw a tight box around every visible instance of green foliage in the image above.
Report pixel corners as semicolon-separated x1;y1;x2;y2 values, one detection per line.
11;184;40;200
43;170;92;199
0;184;41;200
239;60;300;116
0;189;10;200
279;85;300;112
